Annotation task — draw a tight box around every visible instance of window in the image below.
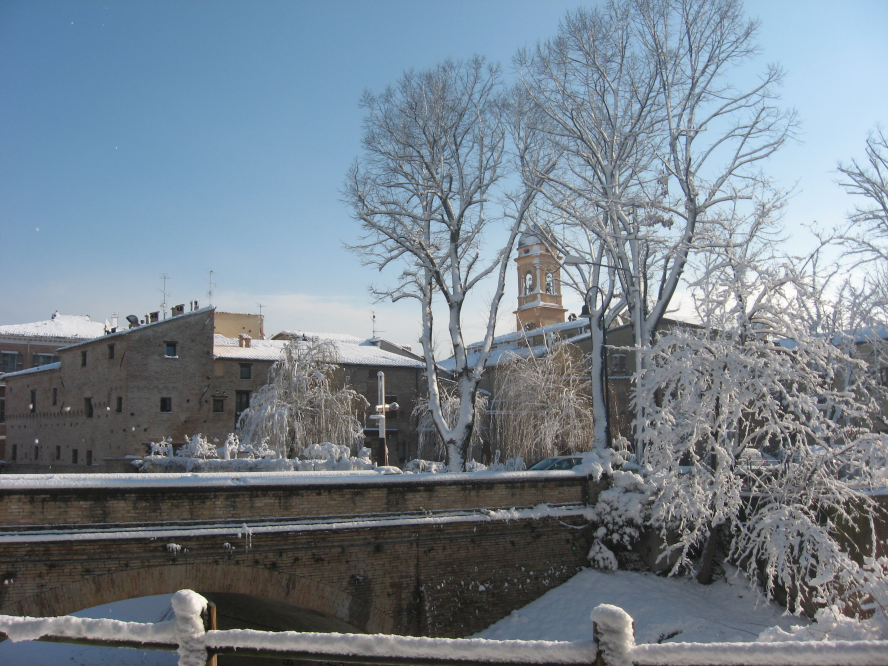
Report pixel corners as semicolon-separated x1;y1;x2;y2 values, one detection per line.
11;444;17;461
0;397;4;423
81;350;87;367
72;449;78;464
1;352;18;373
52;388;57;406
165;342;177;358
34;445;39;460
108;344;115;360
239;363;252;380
32;353;57;367
160;397;172;413
56;445;61;460
612;354;628;374
116;396;123;413
213;398;225;413
84;397;93;418
86;450;93;466
30;390;36;413
235;390;251;427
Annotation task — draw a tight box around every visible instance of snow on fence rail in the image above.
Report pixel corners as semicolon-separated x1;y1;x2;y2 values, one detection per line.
0;590;886;666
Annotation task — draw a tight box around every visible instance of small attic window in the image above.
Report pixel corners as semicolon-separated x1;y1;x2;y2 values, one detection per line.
165;342;177;358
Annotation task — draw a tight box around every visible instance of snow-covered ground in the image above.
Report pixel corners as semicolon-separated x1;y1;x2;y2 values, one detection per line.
474;567;808;644
0;568;808;664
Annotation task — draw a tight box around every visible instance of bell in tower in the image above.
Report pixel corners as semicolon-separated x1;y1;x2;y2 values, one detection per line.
513;228;567;331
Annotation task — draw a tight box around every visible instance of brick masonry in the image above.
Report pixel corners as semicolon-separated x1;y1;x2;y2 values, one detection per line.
0;475;605;638
0;474;602;527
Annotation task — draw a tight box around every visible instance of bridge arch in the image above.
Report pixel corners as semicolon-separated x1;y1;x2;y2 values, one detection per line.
4;563;395;634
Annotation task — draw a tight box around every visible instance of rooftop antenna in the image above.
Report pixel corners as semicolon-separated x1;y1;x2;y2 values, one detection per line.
158;273;170;320
256;302;264;318
371;311;385;338
206;270;216;307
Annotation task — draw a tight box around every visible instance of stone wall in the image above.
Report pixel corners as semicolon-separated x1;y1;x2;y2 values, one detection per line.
0;514;594;638
0;474;604;527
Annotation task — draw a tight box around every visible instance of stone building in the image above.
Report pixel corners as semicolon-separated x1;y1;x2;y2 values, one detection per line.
1;307;425;472
0;312;108;461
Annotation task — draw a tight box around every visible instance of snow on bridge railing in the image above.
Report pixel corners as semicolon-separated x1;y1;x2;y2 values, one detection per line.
0;590;886;666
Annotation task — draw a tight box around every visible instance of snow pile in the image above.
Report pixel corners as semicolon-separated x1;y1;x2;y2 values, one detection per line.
403;457;526;474
404;459;450;474
476;568;809;644
758;606;888;642
136;436;374;473
293;444;375;471
572;449;624;480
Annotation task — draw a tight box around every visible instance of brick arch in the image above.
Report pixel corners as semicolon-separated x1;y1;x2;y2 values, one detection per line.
3;563;395;634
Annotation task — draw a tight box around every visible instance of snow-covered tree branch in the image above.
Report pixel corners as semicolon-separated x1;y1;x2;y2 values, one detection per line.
344;57;555;470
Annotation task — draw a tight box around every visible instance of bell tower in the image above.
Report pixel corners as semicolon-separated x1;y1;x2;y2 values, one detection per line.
514;230;567;331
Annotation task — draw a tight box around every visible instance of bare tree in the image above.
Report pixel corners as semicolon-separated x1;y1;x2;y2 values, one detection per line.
837;127;888;265
519;0;795;452
344;58;555;470
490;344;596;464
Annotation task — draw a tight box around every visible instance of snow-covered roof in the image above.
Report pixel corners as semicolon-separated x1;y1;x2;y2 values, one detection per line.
273;330;366;344
57;306;215;351
214;334;425;368
0;361;60;379
0;312;107;341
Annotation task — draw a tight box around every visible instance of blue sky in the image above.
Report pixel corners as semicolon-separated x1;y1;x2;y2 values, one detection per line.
1;0;886;349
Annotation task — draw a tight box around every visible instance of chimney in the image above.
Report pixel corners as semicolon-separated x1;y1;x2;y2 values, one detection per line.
172;304;185;316
239;334;252;348
111;313;118;330
149;311;160;323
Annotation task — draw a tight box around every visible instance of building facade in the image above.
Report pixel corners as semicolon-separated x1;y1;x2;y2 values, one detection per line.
0;312;108;461
2;308;426;472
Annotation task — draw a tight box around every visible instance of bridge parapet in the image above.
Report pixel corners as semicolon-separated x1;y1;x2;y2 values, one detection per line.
0;471;606;528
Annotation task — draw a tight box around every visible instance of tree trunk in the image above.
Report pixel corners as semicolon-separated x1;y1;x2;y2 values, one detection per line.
697;523;720;585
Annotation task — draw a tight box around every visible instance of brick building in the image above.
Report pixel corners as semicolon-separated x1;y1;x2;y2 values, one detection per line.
1;307;426;473
0;312;108;461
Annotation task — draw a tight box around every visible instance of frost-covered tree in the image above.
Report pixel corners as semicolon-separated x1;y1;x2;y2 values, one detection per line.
236;339;368;456
837;127;888;267
633;214;888;617
517;0;795;452
345;58;556;470
490;344;596;463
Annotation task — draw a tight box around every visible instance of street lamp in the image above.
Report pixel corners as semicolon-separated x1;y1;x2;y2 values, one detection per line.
368;371;399;467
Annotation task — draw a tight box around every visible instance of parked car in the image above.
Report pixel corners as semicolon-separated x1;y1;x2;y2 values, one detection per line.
528;456;584;471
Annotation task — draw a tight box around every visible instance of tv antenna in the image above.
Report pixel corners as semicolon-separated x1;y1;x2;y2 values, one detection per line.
371;311;384;338
206;270;216;307
256;302;265;318
158;274;170;319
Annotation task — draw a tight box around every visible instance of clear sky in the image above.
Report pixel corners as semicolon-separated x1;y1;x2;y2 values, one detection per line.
1;0;886;349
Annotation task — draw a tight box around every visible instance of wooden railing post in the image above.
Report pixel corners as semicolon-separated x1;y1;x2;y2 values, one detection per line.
204;601;217;666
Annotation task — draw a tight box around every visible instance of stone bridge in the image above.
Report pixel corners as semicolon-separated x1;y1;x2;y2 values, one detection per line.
0;472;604;638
